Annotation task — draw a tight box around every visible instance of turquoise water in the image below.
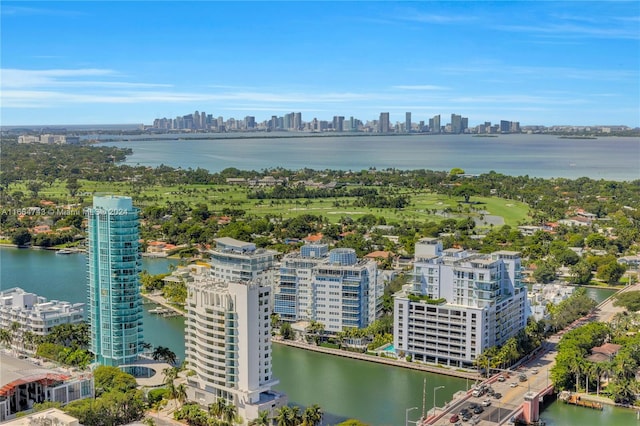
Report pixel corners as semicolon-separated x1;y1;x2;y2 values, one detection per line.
382;343;395;353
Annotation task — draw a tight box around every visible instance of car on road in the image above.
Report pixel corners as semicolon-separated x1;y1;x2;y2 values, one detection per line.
494;392;503;399
497;375;506;382
510;382;518;387
519;374;527;382
482;399;492;407
532;368;539;374
449;414;459;423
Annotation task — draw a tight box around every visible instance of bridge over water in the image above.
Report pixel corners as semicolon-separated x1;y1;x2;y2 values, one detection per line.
420;282;639;426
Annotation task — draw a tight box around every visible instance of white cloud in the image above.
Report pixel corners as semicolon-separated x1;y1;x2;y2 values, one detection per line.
493;23;640;40
2;68;117;88
391;85;449;91
398;12;476;24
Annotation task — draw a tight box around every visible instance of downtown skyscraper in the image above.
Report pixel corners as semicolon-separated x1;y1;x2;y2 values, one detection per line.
87;196;143;366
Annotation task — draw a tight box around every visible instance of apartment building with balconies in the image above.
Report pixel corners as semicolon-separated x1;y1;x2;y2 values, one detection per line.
274;244;382;333
185;277;286;421
394;239;527;368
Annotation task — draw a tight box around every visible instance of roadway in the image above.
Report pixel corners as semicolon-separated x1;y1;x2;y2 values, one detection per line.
425;282;639;426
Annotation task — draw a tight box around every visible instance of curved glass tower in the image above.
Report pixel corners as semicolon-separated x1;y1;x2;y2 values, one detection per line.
87;196;142;366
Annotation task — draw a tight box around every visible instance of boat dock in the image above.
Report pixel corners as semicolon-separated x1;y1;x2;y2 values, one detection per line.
559;392;603;410
148;307;180;317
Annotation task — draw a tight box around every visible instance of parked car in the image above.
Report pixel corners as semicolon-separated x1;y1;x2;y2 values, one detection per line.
468;402;479;410
473;406;484;414
450;414;460;423
482;399;492;407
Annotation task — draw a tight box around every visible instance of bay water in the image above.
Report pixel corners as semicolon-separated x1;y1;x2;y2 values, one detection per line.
100;134;640;181
2;247;636;425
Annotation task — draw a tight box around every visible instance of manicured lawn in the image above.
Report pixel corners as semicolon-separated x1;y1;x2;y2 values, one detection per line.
9;180;531;226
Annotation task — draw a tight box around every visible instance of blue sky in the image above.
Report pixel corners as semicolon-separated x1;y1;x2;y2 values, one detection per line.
1;1;639;126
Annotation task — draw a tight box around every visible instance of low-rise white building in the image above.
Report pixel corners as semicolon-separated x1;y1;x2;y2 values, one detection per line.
527;283;574;321
0;288;85;340
394;239;528;368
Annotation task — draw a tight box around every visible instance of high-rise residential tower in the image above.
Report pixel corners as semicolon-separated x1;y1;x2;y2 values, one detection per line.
87;195;143;367
405;112;411;133
185;278;287;420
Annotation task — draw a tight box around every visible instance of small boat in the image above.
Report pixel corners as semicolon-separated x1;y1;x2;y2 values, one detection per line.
56;249;74;255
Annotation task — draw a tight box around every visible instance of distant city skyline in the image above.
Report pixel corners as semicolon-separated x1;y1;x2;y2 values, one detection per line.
1;2;639;126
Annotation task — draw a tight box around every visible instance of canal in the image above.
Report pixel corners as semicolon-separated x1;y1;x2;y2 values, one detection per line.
1;247;636;425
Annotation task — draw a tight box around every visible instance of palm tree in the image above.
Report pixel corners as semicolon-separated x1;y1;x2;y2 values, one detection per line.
221;402;238;424
209;398;228;419
613;351;637;381
10;321;21;353
249;410;270;426
568;358;583;393
175;383;188;408
23;331;36;353
275;406;294;426
302;404;323;426
162;366;178;400
0;329;12;349
153;346;178;365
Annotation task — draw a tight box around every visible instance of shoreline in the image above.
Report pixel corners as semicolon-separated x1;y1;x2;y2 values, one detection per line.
141;292;185;315
273;338;480;381
141;290;480;381
573;392;640;413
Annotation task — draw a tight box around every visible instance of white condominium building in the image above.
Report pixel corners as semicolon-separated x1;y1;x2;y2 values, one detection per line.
275;243;329;322
0;288;85;338
185;278;286;421
274;245;382;333
394;238;527;368
209;237;279;285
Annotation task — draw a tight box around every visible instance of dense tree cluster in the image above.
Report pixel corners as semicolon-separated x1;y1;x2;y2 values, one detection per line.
64;366;145;426
551;319;640;405
613;291;640;312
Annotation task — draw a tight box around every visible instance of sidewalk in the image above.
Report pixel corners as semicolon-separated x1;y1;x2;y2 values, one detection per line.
275;338;480;380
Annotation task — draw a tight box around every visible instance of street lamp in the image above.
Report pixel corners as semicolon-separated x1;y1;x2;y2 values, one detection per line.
432;386;445;416
406;406;418;426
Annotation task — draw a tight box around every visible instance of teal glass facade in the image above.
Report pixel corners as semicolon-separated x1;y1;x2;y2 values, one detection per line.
87;196;143;366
